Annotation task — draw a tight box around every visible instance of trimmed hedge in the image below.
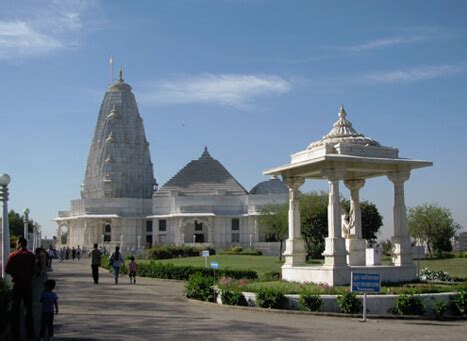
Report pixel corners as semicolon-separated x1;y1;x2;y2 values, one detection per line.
256;287;286;309
145;245;216;260
219;247;262;256
100;256;257;281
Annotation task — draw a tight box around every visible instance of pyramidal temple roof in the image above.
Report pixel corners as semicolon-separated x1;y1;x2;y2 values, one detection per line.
82;69;156;199
157;147;247;195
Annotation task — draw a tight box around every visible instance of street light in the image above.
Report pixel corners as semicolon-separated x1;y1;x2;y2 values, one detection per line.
0;173;11;281
23;208;30;248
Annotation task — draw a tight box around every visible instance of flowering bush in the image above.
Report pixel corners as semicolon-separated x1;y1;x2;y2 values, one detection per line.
419;268;452;282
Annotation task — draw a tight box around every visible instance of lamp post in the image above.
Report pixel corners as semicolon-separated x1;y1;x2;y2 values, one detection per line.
0;173;11;281
23;208;30;248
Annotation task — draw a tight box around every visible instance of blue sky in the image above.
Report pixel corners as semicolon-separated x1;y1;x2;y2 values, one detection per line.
1;0;466;239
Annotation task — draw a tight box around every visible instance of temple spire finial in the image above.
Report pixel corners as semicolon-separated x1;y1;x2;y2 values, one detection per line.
118;67;124;83
339;104;346;119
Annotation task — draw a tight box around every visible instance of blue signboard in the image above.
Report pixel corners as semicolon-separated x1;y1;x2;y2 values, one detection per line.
210;262;219;270
351;273;381;293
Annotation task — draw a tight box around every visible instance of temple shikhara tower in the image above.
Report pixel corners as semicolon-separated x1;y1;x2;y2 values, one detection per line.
56;70;288;252
56;70;157;250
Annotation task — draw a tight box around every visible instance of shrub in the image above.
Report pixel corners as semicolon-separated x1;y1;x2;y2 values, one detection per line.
299;290;322;312
337;292;361;314
419;268;452;282
256;288;286;309
185;273;214;301
219;248;262;256
100;259;258;281
258;271;281;282
393;293;425;315
145;245;215;260
432;298;448;319
450;290;467;315
221;290;248;306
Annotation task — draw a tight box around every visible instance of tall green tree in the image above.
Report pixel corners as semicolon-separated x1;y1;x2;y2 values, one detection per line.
301;192;328;259
258;203;288;261
408;203;461;258
8;209;37;238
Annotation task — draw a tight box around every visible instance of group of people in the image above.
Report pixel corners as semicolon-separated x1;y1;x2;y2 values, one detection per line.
57;245;82;262
89;244;138;285
5;239;139;340
5;237;59;341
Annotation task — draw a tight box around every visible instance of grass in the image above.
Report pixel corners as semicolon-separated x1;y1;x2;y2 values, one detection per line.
139;255;283;277
136;254;467;294
419;257;467;279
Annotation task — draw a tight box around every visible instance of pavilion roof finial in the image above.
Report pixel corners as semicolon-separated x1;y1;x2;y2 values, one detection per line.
339;104;346;119
118;67;124;83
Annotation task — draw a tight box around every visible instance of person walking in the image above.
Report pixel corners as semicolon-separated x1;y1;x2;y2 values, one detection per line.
89;243;102;284
39;279;59;341
109;246;124;285
128;256;137;284
5;237;37;340
59;247;65;262
71;247;76;260
77;245;81;261
47;245;55;269
65;247;70;260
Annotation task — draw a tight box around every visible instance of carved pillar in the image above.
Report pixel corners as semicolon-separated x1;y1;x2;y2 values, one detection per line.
57;223;62;246
282;176;306;266
344;179;366;265
322;169;347;267
207;219;214;244
388;170;412;266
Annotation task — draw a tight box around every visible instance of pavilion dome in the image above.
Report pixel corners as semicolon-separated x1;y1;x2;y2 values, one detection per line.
157;147;248;196
81;68;156;199
250;177;288;195
308;105;380;149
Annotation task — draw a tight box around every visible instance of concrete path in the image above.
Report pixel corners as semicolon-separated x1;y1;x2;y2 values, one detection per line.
49;261;466;341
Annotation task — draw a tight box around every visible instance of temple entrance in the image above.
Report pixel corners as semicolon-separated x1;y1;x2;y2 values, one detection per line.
194;233;205;243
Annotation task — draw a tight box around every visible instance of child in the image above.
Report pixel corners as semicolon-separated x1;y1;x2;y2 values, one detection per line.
40;279;59;341
129;256;137;284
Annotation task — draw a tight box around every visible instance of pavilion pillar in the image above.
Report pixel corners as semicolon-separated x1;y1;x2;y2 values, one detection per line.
282;176;306;266
57;223;62;246
344;179;366;265
388;171;412;266
322;170;347;266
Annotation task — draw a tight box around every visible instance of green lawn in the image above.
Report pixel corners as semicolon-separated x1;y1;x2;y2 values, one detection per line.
419;257;467;279
139;254;467;282
140;255;282;276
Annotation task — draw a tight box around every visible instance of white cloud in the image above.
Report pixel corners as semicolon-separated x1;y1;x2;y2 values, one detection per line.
0;0;89;60
0;21;64;59
363;63;467;83
139;74;291;109
340;28;445;53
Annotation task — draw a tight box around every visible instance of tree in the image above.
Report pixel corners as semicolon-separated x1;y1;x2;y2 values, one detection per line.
257;203;288;261
408;203;461;258
301;192;328;259
8;209;37;239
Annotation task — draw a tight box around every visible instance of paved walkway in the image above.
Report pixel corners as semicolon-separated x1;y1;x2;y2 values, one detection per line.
48;261;466;341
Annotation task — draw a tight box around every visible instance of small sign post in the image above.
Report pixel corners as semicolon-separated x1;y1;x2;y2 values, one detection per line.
351;272;381;322
210;261;219;302
202;250;210;268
